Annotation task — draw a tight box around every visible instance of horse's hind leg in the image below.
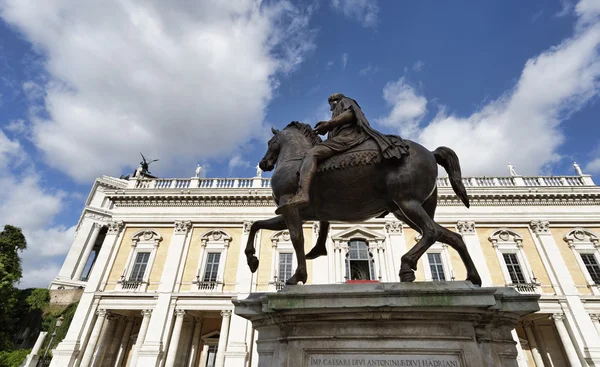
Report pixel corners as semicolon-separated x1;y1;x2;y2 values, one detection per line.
245;215;287;273
393;198;443;282
438;228;482;286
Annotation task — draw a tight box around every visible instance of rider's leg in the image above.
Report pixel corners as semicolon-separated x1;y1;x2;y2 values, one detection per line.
275;145;334;214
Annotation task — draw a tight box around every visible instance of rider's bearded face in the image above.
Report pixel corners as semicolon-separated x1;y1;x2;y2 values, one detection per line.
330;99;342;117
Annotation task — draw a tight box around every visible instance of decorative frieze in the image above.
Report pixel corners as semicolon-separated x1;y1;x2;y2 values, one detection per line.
107;220;124;235
174;220;192;234
384;221;403;234
530;220;550;234
456;220;475;234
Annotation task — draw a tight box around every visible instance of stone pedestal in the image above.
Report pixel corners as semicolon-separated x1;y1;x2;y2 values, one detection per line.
233;282;539;367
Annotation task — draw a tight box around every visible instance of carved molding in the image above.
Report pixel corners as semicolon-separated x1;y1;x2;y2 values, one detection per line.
488;228;523;247
107;220;124;235
96;309;109;317
141;309;153;318
384;221;403;234
530;220;550;234
200;229;232;247
221;310;232;318
550;313;565;322
174;220;192;235
175;309;186;317
131;229;163;247
457;220;475;234
243;221;253;234
564;228;600;247
271;230;291;246
590;314;600;322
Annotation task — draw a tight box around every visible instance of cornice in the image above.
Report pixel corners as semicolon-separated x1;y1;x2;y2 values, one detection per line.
106;190;600;208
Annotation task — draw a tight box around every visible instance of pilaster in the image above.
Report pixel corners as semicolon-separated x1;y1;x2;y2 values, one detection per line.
530;220;600;364
56;219;95;281
384;220;405;282
456;220;492;287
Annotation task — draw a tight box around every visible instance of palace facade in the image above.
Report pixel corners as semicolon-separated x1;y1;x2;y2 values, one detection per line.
49;169;600;367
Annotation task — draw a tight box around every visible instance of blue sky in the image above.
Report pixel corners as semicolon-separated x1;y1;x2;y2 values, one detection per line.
1;0;599;287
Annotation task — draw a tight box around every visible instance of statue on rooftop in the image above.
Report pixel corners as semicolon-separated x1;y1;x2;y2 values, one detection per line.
256;164;263;178
574;162;584;176
195;164;202;178
508;162;517;176
138;152;159;176
243;93;482;288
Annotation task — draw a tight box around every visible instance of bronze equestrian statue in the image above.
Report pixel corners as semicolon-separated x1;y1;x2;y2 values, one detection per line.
245;93;482;287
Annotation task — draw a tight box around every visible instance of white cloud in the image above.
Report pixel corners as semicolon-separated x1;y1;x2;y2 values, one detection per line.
331;0;378;28
412;60;424;72
390;3;600;176
5;119;27;135
359;64;378;76
0;0;315;182
585;157;600;174
342;53;348;70
228;154;251;172
0;171;74;288
326;60;334;70
377;76;427;139
0;129;25;167
556;0;574;17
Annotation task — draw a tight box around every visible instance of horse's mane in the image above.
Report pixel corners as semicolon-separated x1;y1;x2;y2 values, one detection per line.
285;121;323;146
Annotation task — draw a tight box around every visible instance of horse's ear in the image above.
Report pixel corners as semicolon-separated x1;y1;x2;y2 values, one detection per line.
271;127;279;135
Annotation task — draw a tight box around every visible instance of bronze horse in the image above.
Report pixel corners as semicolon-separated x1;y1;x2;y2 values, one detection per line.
244;122;482;287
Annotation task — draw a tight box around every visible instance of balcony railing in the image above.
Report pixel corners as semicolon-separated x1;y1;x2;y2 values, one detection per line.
192;278;223;291
118;280;146;291
509;282;539;295
130;175;593;190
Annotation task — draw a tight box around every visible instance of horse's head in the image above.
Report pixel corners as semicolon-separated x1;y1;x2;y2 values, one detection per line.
259;127;281;172
259;122;323;172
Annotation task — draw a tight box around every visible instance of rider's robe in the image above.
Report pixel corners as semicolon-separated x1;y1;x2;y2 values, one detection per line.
320;97;410;159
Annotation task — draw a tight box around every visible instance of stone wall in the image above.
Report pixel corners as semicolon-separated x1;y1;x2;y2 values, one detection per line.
50;289;83;305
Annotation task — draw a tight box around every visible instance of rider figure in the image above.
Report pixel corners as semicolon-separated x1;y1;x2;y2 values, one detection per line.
276;93;410;214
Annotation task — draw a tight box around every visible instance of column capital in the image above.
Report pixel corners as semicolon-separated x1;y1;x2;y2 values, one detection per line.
141;309;153;318
523;320;535;328
590;314;600;322
313;221;320;234
456;220;476;234
175;309;186;317
174;220;192;235
530;220;550;234
107;313;120;321
96;308;109;317
107;220;125;235
220;310;232;318
384;221;403;234
194;316;204;323
550;313;565;322
243;221;253;234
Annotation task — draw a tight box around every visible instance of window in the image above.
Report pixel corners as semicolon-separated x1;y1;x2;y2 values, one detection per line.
206;345;218;367
502;253;526;284
581;254;600;284
203;252;221;282
278;253;293;281
564;228;600;294
428;253;446;281
129;252;150;281
346;240;375;281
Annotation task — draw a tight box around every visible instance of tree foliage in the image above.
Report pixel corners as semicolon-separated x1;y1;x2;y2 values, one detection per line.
26;288;50;311
0;225;27;351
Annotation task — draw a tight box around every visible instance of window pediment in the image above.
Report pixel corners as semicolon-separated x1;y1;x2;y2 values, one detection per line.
489;228;523;247
331;225;385;243
564;228;599;247
200;229;232;246
131;229;162;246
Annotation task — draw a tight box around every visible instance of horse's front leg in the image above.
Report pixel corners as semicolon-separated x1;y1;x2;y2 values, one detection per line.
306;221;330;260
245;215;287;273
282;209;308;285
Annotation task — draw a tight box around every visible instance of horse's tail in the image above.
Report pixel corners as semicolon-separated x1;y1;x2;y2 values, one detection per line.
432;147;470;208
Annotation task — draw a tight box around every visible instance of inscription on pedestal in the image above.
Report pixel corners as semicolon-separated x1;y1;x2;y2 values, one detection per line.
307;354;462;367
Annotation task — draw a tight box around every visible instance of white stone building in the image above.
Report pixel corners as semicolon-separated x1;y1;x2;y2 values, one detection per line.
49;169;600;367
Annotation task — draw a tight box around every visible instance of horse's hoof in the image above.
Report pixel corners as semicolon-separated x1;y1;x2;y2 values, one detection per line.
248;256;259;273
306;247;327;260
400;271;416;282
467;274;482;287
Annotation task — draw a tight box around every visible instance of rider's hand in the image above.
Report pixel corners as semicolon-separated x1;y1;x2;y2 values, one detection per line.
314;120;330;135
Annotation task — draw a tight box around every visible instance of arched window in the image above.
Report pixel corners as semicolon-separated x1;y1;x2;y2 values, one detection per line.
345;239;376;281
